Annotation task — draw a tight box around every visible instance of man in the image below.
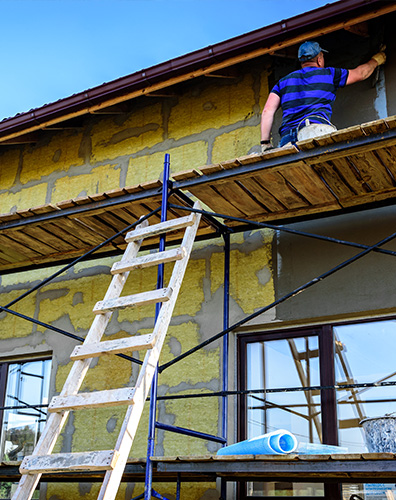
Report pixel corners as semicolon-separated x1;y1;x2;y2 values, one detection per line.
260;41;386;152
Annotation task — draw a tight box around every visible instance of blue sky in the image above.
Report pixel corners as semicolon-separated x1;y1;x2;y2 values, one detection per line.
0;0;337;120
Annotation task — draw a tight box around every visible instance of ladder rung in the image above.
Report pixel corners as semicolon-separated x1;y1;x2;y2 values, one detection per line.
20;450;119;474
93;287;172;314
339;417;361;429
297;349;319;360
125;216;194;242
71;334;155;360
111;247;185;274
48;387;135;412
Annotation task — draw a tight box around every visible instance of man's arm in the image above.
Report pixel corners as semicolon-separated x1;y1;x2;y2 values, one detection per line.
261;92;281;142
346;51;386;85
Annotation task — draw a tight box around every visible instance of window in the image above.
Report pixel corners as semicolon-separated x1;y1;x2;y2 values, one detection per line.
0;358;51;499
246;335;321;444
240;329;326;498
0;358;51;461
238;318;396;499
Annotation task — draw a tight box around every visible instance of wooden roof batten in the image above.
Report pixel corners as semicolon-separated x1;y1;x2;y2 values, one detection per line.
1;116;396;274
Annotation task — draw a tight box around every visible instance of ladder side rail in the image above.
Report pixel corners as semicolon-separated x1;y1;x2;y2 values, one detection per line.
12;221;148;500
97;203;201;500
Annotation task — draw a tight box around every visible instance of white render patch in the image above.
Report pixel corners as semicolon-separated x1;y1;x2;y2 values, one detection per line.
374;68;388;119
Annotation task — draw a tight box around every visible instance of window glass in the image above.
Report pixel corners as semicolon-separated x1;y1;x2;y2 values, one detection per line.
246;336;324;497
247;337;321;443
0;359;51;462
247;481;324;497
334;320;396;452
342;483;396;500
0;483;39;500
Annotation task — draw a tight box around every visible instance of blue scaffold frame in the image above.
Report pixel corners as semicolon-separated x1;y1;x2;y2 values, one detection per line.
4;151;396;499
139;154;230;500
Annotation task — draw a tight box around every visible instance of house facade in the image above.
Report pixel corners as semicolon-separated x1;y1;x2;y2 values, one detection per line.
1;1;396;499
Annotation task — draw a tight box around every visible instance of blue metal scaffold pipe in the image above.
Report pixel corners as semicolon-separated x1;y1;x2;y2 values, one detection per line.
141;155;231;500
221;232;230;500
222;232;230;440
155;421;226;443
144;153;171;500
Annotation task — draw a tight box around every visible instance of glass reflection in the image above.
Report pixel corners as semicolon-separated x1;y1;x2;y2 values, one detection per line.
246;336;323;497
334;320;396;452
247;337;321;443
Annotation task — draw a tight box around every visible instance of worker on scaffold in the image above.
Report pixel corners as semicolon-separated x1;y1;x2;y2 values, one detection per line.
260;40;386;152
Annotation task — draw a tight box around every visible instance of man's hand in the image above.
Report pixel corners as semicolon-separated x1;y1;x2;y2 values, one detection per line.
261;142;274;153
372;50;386;66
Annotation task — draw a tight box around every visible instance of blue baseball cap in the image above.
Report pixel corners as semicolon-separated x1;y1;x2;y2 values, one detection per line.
298;41;328;61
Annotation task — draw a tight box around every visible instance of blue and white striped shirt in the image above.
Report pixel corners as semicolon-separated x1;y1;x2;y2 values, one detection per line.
271;66;349;138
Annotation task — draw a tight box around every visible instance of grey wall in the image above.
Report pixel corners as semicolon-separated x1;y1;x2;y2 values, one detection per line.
273;204;396;323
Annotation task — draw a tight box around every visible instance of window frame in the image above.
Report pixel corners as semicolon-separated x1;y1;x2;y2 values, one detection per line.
237;325;338;446
236;319;391;500
0;363;8;443
0;355;52;460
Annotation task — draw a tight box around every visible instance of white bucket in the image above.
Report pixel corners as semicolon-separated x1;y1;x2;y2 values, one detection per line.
360;416;396;453
297;122;336;142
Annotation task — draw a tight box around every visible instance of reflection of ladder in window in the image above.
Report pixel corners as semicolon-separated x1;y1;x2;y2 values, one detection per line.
12;202;202;500
288;335;365;441
334;336;365;428
287;339;322;442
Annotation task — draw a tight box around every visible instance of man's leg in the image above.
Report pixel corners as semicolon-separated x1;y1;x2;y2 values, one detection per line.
279;128;298;147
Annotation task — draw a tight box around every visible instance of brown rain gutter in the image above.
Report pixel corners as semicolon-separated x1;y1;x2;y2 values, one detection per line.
0;0;394;143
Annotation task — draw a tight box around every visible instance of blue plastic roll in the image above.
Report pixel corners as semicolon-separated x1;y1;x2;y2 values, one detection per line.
217;429;298;455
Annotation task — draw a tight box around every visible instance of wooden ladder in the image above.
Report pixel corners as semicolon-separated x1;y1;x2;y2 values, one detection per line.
12;202;202;500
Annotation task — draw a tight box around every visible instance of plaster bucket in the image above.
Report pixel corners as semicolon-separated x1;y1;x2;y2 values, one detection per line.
360;416;396;453
297;122;336;141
